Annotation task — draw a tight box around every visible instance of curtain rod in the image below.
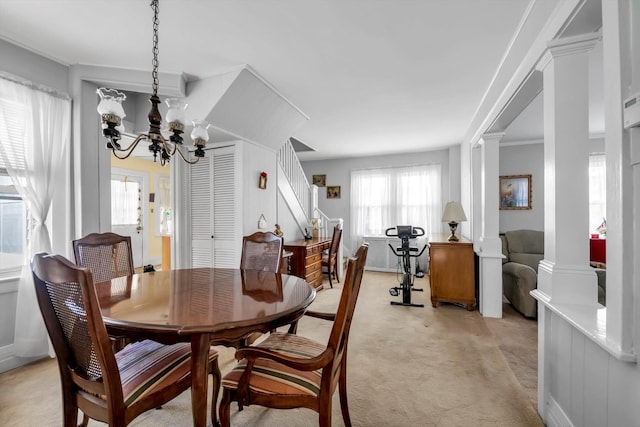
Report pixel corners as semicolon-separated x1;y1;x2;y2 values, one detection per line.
0;71;71;101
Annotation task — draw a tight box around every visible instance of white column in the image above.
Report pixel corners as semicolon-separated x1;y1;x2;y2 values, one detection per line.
536;33;600;304
477;132;505;318
471;144;483;252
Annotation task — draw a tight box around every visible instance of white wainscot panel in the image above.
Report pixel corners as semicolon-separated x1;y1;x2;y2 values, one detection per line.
582;334;608;427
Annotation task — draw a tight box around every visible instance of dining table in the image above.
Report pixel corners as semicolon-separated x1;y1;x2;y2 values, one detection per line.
95;268;316;427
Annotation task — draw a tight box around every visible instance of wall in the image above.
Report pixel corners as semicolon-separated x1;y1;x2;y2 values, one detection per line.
242;142;278;236
301;148;452;255
0;39;70;372
498;142;545;232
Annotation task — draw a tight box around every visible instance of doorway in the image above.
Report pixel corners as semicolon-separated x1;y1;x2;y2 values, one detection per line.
111;169;148;268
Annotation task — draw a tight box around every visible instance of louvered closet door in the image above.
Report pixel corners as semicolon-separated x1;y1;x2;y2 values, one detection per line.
211;145;237;268
190;155;214;267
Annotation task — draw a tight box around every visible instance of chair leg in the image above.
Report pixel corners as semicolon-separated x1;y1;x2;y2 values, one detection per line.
210;357;222;427
80;412;89;427
319;399;333;427
338;372;352;427
219;390;232;427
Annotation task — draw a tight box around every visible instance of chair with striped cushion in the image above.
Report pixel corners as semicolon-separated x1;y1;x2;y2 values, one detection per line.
219;243;369;427
31;253;220;427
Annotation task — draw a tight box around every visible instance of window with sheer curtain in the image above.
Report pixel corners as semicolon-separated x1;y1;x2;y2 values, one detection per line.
589;154;606;234
0;98;27;272
350;164;442;245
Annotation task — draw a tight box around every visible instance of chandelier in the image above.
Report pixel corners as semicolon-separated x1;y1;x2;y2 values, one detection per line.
96;0;206;165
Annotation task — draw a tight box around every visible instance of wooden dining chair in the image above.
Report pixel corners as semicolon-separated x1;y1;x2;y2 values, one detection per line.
72;232;135;283
219;243;369;427
322;225;343;288
240;231;284;272
73;232;136;352
31;252;221;427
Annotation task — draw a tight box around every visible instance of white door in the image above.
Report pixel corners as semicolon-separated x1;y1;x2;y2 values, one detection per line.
190;155;214;267
111;171;146;268
190;145;239;268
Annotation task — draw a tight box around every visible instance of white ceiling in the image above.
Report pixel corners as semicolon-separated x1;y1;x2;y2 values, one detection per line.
0;0;535;160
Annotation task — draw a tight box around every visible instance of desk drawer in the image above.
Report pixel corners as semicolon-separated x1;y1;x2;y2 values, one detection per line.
306;245;324;256
305;268;322;285
305;252;322;264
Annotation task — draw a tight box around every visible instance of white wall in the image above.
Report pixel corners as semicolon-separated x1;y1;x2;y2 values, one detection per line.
242;142;278;235
301;148;453;254
499;143;545;232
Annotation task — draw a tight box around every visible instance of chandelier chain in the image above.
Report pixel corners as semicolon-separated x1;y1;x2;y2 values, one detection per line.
151;0;159;96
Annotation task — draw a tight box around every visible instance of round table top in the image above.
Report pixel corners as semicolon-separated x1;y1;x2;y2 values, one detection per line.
96;268;316;339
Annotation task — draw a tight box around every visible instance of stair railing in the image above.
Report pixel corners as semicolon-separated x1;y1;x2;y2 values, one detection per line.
277;139;311;218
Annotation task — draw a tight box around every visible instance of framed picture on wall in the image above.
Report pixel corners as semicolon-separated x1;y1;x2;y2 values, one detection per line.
312;174;326;187
327;186;341;199
499;175;532;210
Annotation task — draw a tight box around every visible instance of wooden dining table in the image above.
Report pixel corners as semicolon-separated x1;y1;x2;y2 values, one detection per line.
95;268;316;427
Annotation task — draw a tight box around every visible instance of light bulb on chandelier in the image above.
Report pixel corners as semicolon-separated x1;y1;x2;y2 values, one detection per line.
96;0;207;166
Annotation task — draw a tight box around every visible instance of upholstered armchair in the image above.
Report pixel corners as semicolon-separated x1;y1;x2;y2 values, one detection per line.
500;230;544;318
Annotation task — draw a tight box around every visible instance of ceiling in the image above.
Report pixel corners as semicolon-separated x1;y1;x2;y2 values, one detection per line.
0;0;536;161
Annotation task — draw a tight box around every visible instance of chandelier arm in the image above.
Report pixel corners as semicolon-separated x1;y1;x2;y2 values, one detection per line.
159;137;177;156
110;147;136;161
112;134;148;153
174;145;200;164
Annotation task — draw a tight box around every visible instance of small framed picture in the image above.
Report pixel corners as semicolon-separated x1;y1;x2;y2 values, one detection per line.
313;174;326;187
499;175;532;210
327;186;341;199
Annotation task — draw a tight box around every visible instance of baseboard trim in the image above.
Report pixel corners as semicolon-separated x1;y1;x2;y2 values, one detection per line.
545;396;574;427
0;344;45;373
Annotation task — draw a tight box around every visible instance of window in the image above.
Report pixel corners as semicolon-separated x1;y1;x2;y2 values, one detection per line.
0;173;25;269
0;96;27;272
111;176;141;226
351;164;442;239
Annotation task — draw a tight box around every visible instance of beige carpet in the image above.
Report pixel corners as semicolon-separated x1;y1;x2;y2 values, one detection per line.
0;271;543;427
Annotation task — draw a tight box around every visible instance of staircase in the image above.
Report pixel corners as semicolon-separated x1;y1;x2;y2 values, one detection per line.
277;139;344;278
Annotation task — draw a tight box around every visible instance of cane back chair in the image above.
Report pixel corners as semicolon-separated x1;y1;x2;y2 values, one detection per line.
219;243;368;427
31;253;220;427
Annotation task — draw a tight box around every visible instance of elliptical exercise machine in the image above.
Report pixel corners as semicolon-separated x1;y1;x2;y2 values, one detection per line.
385;225;427;307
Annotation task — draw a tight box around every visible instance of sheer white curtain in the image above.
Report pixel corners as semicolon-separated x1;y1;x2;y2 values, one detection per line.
350;164;441;248
0;72;71;357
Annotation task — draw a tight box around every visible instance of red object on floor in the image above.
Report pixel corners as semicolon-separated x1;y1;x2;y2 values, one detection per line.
590;237;606;263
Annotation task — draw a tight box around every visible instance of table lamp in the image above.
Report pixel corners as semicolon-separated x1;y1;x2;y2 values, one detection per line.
441;201;467;241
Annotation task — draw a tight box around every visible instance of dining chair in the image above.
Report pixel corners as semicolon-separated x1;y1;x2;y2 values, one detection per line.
31;252;221;427
322;225;343;288
240;231;284;272
219;243;369;427
72;232;135;283
72;232;136;352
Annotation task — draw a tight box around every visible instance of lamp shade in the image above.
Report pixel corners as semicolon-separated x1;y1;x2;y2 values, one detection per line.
441;201;467;223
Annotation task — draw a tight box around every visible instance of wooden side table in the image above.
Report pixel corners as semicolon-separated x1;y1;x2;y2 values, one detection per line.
283;238;332;290
428;233;475;310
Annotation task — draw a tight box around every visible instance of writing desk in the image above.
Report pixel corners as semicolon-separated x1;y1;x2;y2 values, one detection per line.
96;268;315;427
284;237;332;289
